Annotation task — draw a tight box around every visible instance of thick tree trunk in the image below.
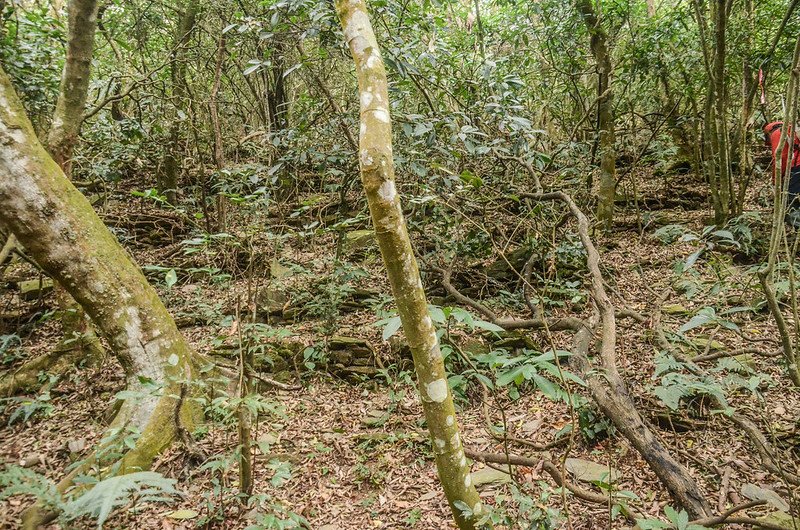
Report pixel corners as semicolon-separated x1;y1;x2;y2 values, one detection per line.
46;0;98;177
0;66;199;527
161;1;198;205
39;0;104;391
0;0;105;394
576;0;616;230
335;1;487;528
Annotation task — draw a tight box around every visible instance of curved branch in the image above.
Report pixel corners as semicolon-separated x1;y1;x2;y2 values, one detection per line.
465;449;640;519
431;262;585;332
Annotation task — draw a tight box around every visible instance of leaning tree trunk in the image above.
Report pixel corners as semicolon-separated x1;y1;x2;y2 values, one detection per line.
576;0;616;231
0;66;200;528
161;1;198;205
335;1;486;528
0;0;105;397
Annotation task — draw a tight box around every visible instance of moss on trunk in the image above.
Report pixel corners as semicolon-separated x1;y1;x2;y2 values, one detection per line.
47;0;99;176
335;1;486;528
0;65;200;527
576;0;616;230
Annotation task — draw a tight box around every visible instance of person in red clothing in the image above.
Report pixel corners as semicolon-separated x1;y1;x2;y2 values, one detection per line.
763;121;800;227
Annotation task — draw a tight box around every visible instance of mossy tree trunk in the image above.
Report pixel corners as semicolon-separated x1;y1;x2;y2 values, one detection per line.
0;65;200;527
161;1;198;205
694;0;732;224
210;24;228;232
710;0;732;224
48;0;104;379
0;0;105;397
335;1;486;528
47;0;98;177
576;0;616;231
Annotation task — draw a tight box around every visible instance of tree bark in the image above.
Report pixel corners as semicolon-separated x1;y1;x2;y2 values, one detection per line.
711;0;732;224
0;65;200;527
209;27;228;232
161;1;198;205
42;0;104;391
46;0;99;177
575;0;616;230
335;1;487;528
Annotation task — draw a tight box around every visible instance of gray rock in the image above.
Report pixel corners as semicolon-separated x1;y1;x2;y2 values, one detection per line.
471;468;512;487
342;230;376;257
17;278;54;300
741;483;790;512
565;458;620;484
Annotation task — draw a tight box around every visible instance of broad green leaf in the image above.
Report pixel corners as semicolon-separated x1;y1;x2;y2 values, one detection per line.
381;316;402;341
164;269;177;289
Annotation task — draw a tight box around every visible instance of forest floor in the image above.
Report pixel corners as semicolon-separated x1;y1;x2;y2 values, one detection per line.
1;168;799;529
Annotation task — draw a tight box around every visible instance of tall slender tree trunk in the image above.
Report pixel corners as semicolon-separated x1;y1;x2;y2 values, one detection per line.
696;0;732;224
210;27;228;232
0;67;200;528
161;1;198;205
48;0;104;383
335;1;487;528
267;38;289;132
576;0;616;230
735;0;755;216
47;0;98;176
711;0;731;224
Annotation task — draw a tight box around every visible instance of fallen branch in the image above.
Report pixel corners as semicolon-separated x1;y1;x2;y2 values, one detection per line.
249;371;302;391
689;499;767;528
432;262;584;332
464;448;640;519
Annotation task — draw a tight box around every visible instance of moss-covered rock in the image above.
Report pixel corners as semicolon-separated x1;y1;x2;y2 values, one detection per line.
17;278;54;300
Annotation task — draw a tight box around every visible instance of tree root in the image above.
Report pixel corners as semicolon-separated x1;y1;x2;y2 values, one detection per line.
0;335;102;397
20;381;200;529
465;449;642;522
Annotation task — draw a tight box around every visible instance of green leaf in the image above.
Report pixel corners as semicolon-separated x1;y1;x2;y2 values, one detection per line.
664;505;680;525
473;319;504;332
166;509;198;520
684;248;703;270
531;373;561;400
381;316;402;341
654;385;686;411
64;471;180;528
243;63;262;75
496;365;526;387
679;307;715;333
164;269;178;289
428;305;446;325
635;519;671;529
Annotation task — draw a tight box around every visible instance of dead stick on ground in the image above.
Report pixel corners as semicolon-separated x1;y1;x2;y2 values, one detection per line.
465;449;641;522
